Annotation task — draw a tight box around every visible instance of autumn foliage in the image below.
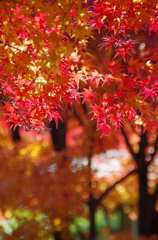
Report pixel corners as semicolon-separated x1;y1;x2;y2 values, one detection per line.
1;1;158;238
0;0;157;135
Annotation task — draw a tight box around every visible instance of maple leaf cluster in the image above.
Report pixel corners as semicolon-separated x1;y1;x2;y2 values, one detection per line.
0;0;90;130
1;0;158;135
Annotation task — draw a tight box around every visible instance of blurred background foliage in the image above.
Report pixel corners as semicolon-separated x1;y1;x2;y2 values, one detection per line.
0;85;158;240
0;106;141;239
0;104;155;240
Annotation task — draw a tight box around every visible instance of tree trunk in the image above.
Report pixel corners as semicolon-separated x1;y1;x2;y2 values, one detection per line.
50;120;66;151
138;164;158;237
54;231;63;240
11;125;21;142
89;195;97;240
53;229;73;240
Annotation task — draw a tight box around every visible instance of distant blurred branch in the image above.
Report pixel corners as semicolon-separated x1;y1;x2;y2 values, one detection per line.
121;127;138;165
97;168;138;203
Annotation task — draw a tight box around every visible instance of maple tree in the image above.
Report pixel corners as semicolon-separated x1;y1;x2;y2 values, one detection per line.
1;0;158;239
121;125;158;239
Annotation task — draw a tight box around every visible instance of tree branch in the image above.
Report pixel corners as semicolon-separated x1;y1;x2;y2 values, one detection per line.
72;103;89;127
97;168;138;203
0;41;28;54
121;127;138;165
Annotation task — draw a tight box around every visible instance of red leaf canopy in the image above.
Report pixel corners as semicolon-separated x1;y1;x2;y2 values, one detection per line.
0;0;158;135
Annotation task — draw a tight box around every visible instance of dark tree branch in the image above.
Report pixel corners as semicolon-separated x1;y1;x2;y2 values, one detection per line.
72;107;85;126
72;103;90;127
97;169;138;204
82;102;88;114
87;125;96;191
121;128;138;165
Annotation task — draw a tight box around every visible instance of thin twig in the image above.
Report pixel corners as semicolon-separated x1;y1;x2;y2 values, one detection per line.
0;41;29;54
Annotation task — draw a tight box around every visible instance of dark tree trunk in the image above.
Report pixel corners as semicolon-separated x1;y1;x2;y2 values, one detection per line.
122;130;158;238
11;125;21;142
54;231;63;240
88;195;97;240
138;162;158;237
50;119;72;240
54;230;73;240
50;119;66;151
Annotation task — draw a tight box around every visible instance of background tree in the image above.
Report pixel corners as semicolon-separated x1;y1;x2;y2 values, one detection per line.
57;101;158;239
121;124;158;238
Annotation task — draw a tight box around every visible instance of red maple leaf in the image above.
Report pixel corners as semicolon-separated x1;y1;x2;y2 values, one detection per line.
114;48;129;61
97;123;111;137
90;105;106;125
82;88;97;104
110;113;124;129
141;87;157;100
